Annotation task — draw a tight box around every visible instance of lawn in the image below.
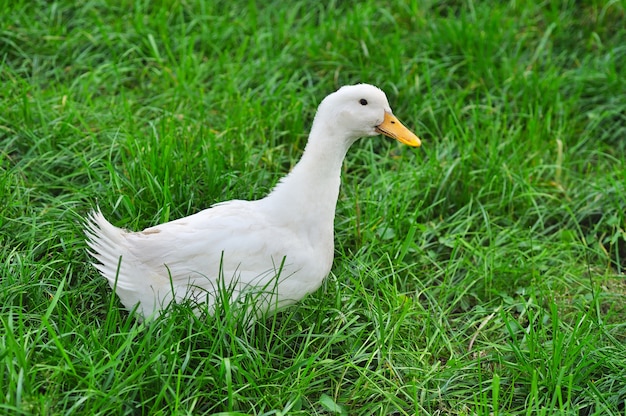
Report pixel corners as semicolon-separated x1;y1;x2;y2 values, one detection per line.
1;0;626;414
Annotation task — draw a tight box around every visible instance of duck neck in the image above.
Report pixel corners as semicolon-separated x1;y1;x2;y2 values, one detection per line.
266;124;355;225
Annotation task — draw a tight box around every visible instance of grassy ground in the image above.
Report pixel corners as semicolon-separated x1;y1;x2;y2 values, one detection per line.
2;0;626;414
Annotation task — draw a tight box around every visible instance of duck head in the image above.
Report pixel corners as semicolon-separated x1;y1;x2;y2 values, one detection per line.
312;84;421;147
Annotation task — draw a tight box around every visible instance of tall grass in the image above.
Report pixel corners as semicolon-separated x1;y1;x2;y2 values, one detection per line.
1;0;625;414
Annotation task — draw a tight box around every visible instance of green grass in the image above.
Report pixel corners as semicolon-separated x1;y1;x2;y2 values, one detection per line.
2;0;626;414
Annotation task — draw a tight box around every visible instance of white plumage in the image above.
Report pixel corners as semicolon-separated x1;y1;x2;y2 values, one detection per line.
85;84;421;319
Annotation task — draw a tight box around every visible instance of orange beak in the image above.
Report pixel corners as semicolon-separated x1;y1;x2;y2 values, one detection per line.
375;112;421;147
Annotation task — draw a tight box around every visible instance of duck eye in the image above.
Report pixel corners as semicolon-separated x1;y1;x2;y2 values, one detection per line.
359;99;368;106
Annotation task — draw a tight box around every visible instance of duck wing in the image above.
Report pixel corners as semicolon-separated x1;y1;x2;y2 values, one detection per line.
85;201;312;317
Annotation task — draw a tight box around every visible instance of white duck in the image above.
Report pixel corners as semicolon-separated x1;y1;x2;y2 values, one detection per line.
85;84;420;319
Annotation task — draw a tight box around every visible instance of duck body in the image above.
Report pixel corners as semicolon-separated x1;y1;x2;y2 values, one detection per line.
87;198;333;318
86;84;420;319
